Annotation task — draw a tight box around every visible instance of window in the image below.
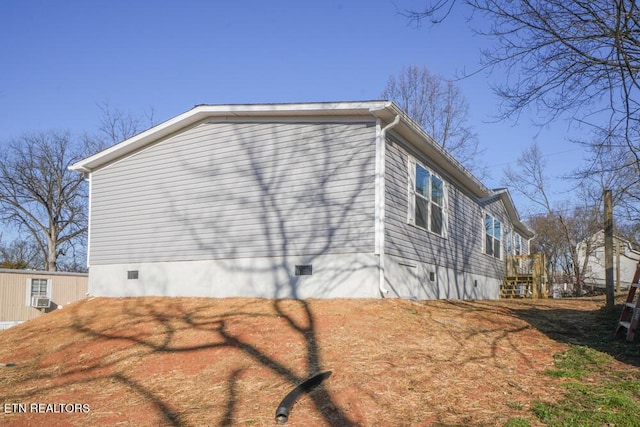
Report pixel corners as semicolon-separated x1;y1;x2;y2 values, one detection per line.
409;159;446;236
30;278;49;298
485;214;502;259
431;175;444;234
25;278;51;306
505;230;522;256
506;229;514;255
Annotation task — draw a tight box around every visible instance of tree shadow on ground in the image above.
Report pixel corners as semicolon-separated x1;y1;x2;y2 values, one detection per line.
496;297;640;367
0;297;356;426
5;295;625;426
87;298;354;426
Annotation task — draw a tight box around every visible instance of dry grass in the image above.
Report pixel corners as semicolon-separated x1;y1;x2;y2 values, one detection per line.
0;295;638;426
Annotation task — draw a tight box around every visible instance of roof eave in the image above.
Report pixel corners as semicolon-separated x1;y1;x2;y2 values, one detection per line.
70;108;201;173
370;102;490;198
491;189;535;239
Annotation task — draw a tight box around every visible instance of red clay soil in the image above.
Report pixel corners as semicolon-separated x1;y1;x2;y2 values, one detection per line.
0;296;636;426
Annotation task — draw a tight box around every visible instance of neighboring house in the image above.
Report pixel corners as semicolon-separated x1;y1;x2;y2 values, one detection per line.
0;269;88;330
70;101;533;300
577;230;640;290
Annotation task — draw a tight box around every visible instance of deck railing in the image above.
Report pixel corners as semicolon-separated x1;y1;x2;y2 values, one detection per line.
502;254;548;298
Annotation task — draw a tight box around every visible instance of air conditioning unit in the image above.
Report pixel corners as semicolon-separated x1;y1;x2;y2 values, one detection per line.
31;296;51;308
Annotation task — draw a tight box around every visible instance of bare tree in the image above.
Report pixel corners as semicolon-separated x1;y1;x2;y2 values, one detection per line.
616;222;640;249
577;135;640;223
528;213;567;284
503;143;553;212
94;101;155;146
381;65;486;177
405;1;640;174
0;132;89;271
504;143;601;292
0;104;155;272
0;237;43;269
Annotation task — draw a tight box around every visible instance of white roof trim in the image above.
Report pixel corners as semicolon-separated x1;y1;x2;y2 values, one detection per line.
481;188;535;239
0;268;88;277
368;102;489;197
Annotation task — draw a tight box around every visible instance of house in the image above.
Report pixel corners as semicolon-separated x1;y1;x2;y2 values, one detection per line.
577;230;640;290
70;101;533;300
0;268;88;330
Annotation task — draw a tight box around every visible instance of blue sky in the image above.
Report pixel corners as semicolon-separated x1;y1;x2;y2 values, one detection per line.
0;0;586;216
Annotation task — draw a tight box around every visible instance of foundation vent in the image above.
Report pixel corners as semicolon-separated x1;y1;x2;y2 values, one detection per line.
295;265;312;276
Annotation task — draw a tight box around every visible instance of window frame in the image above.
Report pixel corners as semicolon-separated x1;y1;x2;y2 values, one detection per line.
506;227;514;256
407;157;447;237
484;213;502;259
505;228;524;257
25;278;52;306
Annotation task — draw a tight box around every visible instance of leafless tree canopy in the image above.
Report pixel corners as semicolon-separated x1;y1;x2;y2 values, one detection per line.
0;237;43;269
0;132;89;270
0;104;155;272
503;143;553;212
95;102;155;146
381;65;485;177
406;1;640;171
504;142;601;289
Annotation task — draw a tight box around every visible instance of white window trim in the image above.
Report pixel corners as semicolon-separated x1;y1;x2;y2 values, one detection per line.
407;156;416;225
522;235;530;255
503;226;524;257
407;156;447;238
25;278;52;306
483;213;502;260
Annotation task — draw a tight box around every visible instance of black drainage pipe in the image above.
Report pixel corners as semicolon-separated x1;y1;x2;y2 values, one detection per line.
275;371;332;424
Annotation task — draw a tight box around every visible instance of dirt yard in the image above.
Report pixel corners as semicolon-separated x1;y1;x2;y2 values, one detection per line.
0;295;638;426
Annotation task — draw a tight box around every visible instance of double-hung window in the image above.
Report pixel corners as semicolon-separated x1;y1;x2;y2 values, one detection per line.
505;228;522;257
25;278;51;306
409;158;446;236
485;214;502;259
30;278;49;298
506;228;514;256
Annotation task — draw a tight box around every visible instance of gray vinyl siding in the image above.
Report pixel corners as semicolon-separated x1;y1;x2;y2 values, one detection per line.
385;135;507;279
90;120;377;264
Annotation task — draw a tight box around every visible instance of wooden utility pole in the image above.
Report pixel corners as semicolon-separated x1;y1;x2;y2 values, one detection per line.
616;238;621;293
604;190;615;311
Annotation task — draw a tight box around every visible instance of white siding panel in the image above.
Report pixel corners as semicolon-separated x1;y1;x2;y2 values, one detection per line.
90;121;376;264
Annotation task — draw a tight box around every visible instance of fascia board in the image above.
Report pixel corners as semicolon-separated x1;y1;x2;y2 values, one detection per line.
69;107;211;173
0;268;88;277
491;189;535;239
370;102;489;198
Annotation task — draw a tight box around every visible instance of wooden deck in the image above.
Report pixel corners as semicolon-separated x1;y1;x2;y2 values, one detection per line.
501;254;548;299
